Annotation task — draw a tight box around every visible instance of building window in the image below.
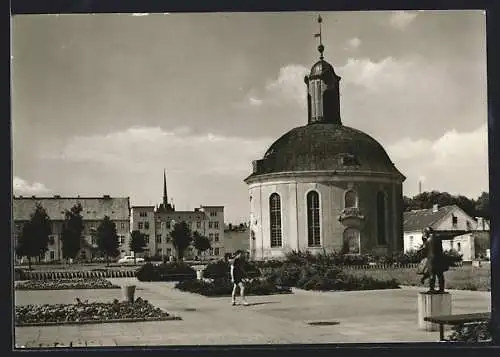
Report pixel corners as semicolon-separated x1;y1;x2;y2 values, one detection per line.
214;222;219;229
138;222;143;230
409;236;414;251
344;190;357;208
269;193;282;247
377;191;387;245
456;242;461;252
91;236;97;245
209;233;214;241
452;215;458;228
466;221;472;231
121;223;125;229
157;248;163;255
209;222;213;229
155;222;161;231
214;233;219;242
144;222;150;230
166;221;171;229
166;235;171;243
197;221;201;229
166;248;172;257
343;228;361;254
307;191;321;247
144;235;150;244
214;248;220;256
50;251;55;260
120;236;125;245
156;235;162;244
210;211;217;217
139;212;147;217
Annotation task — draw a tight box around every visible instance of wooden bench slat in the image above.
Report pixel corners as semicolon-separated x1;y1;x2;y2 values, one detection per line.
424;312;490;325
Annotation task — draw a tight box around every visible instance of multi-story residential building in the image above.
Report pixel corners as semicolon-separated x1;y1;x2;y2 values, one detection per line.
224;223;250;256
13;195;130;262
130;171;225;259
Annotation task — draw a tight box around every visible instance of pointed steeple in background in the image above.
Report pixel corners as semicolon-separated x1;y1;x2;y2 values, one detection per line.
163;169;168;207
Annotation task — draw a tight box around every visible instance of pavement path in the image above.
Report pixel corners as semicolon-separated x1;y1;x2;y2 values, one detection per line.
14;279;491;347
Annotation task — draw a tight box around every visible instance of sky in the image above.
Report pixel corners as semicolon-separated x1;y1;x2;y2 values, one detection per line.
11;10;488;224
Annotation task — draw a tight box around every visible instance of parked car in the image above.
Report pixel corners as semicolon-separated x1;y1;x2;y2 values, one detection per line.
117;256;144;265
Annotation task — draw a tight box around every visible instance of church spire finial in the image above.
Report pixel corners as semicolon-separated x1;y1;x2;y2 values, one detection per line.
314;14;324;60
163;169;168;207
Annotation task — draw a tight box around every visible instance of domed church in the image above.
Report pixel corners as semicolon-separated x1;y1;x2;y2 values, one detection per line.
244;16;406;260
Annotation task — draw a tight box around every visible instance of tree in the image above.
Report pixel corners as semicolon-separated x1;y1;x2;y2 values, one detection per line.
96;216;120;266
61;203;84;262
129;230;147;264
169;221;192;261
474;192;490;219
192;231;211;261
15;203;52;270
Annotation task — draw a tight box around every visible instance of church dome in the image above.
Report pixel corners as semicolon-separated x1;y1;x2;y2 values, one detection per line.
309;59;339;79
248;123;404;179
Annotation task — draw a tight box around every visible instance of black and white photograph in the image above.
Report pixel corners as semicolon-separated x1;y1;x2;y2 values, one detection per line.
11;10;493;347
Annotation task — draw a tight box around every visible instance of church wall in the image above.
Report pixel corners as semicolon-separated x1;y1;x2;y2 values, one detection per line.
248;176;404;260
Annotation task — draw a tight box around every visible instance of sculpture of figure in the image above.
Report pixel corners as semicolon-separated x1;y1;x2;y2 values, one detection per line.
419;227;447;293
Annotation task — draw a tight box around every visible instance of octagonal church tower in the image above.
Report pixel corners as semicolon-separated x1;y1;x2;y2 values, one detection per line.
244;16;406;260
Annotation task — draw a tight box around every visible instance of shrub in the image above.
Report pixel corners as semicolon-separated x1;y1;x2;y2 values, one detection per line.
444;249;463;268
175;277;291;297
447;322;492;342
203;260;261;280
136;262;196;282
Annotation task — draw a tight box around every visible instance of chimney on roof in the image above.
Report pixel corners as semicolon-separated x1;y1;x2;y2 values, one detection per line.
432;204;439;213
54;195;61;198
32;195;36;199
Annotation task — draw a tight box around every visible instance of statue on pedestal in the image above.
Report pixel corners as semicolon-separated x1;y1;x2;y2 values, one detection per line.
417;227;448;293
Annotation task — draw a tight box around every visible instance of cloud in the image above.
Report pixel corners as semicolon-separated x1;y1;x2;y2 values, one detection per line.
13;177;52;196
387;124;488;197
346;37;361;50
389;11;419;30
42;126;274;176
338;57;414;92
264;64;309;107
248;97;263;106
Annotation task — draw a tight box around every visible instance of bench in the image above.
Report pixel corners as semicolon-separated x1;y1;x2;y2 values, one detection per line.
424;312;490;341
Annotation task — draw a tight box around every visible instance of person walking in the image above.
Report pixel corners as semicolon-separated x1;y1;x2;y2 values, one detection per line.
230;250;249;306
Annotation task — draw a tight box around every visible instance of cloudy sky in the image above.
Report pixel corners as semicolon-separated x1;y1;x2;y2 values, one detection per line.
12;10;488;223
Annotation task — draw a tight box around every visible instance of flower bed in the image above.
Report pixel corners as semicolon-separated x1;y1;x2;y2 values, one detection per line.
15;278;120;290
447;321;492;342
136;262;196;282
15;297;180;326
264;262;400;291
175;277;291;297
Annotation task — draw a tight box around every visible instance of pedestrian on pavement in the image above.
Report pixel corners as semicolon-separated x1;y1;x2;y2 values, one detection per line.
231;250;249;306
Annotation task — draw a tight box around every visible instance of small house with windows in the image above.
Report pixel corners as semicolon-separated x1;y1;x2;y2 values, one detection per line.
403;204;481;261
243;18;406;260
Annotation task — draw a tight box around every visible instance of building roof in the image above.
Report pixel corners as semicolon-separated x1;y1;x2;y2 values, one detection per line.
246;123;405;180
13;197;130;221
403;205;457;232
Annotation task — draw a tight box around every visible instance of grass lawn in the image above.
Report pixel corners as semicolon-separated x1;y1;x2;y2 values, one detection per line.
346;265;491;291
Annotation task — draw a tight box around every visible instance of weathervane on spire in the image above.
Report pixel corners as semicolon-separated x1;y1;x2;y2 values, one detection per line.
314;14;324;60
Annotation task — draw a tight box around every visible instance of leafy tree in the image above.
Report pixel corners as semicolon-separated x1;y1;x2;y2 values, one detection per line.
192;231;211;261
169;221;192;261
96;216;120;266
403;191;477;217
15;203;52;270
129;230;147;264
474;192;490;219
61;203;84;262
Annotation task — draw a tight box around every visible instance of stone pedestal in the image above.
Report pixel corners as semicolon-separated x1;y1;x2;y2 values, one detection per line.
417;292;452;331
122;285;136;303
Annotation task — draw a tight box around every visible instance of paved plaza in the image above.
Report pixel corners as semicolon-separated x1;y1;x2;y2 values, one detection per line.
14;278;491;347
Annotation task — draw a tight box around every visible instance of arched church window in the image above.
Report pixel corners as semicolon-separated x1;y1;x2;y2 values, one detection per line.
342;228;360;254
269;193;282;247
307;191;321;247
344;190;357;209
377;191;387;245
